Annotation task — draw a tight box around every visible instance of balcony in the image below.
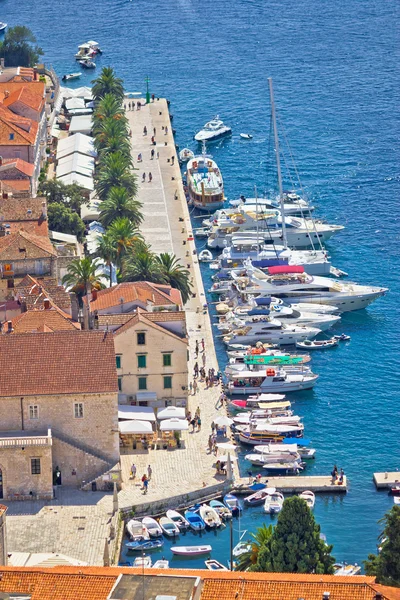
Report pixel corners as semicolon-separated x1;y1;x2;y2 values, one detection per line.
0;429;52;448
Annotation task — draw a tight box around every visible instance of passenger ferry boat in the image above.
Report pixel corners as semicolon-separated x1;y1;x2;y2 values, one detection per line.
186;147;224;211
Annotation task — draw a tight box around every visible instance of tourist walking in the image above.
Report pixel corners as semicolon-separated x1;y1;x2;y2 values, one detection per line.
201;338;205;352
137;101;141;110
202;352;206;367
137;153;143;162
147;465;152;480
193;379;198;394
157;151;159;159
153;127;156;136
130;463;136;479
205;375;209;388
151;148;155;159
208;435;213;452
189;381;193;395
128;102;131;110
141;474;148;493
197;416;202;431
193;362;199;378
195;406;201;417
171;155;175;166
148;172;153;183
142;172;146;182
190;417;196;432
195;340;199;357
165;125;168;135
143;126;147;136
132;101;135;110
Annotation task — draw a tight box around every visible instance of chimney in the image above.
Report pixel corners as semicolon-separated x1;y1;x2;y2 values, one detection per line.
91;289;98;301
7;321;12;333
41;201;47;220
322;594;330;600
374;595;384;600
33;67;38;81
43;298;50;310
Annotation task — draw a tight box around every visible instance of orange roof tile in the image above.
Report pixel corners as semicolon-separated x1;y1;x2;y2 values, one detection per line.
0;103;39;145
0;229;56;260
113;307;187;342
0;80;45;101
0;196;47;235
0;157;35;176
16;275;72;312
3;86;44;112
84;281;182;311
0;179;31;192
0;330;118;397
8;307;80;333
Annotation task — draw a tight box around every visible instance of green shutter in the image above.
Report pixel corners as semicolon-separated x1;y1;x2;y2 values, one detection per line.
163;376;172;389
163;354;172;367
137;355;147;368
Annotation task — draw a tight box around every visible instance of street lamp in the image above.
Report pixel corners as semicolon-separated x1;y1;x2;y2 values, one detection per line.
145;75;150;104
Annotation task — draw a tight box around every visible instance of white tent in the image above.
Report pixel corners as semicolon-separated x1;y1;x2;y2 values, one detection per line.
56;133;97;160
57;172;94;191
157;406;186;421
118;405;156;422
119;420;153;435
69;115;93;135
65;97;86;111
160;418;189;432
56;154;95;179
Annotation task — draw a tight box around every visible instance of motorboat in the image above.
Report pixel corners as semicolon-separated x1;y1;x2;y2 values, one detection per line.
394;497;400;505
237;424;305;446
245;451;301;466
226;368;319;395
87;40;103;54
219;308;341;334
142;516;163;538
333;333;351;341
186;148;224;211
133;556;152;568
240;133;253;140
0;23;7;32
234;410;299;426
199;249;213;262
244;489;270;506
159;516;180;537
228;348;310;365
199;504;222;528
166;509;190;530
391;485;400;496
264;489;284;513
171;545;212;556
75;43;96;60
205;559;228;570
296;338;339;350
62;72;82;81
263;460;303;474
225;359;313;379
179;148;195;163
194;116;232;142
210;499;232;519
223;320;321;347
126;519;150;541
233;540;252;557
229;192;314;216
126;539;164;551
223;493;242;515
79;59;96;69
281;438;316;458
152;559;169;568
254;442;316;460
184;510;206;531
333;563;362;576
299;490;315;509
229;399;291;414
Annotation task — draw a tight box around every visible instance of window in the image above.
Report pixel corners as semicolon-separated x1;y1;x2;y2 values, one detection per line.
118;377;122;391
9;133;14;141
29;405;39;420
7;279;14;289
31;458;41;475
138;377;147;390
163;353;172;367
137;354;147;368
163;376;172;389
74;402;84;418
137;332;146;345
116;355;121;369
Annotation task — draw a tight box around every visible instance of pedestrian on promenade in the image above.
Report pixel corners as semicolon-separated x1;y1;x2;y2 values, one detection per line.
131;463;136;479
202;352;206;367
201;338;205;352
129;129;132;137
128;102;131;110
137;153;142;162
148;172;153;183
157;151;159;159
200;367;205;380
195;406;201;417
208;435;213;452
211;421;216;435
141;474;148;491
190;417;196;432
195;340;199;357
142;173;146;182
197;416;202;431
193;379;198;394
124;104;126;111
186;410;192;422
189;381;193;395
143;126;147;136
151;94;155;102
165;125;168;135
193;362;199;377
137;101;141;110
153;127;156;135
205;375;209;389
339;468;345;484
171;156;175;165
147;465;152;480
132;101;135;110
151;148;155;159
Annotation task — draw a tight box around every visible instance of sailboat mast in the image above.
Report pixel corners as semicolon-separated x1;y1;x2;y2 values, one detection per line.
255;184;259;259
268;77;287;249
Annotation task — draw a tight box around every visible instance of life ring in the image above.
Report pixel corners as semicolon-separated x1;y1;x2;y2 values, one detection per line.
266;369;276;376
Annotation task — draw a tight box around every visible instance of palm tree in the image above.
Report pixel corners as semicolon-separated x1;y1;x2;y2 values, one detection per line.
94;118;129;155
107;217;143;269
156;252;193;304
98;135;132;162
95;151;137;201
122;247;166;284
62;257;104;299
92;67;125;103
93;93;126;124
99;187;142;229
235;524;273;572
95;233;118;286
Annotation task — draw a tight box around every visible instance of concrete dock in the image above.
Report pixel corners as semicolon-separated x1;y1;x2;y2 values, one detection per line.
373;472;400;490
234;475;348;494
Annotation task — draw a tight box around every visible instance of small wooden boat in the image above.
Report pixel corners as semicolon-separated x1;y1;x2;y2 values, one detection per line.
240;133;253;139
264;489;284;514
199;504;222;528
142;516;163;538
296;338;338;350
184;510;206;531
126;519;150;541
199;249;213;262
299;490;315;509
126;539;164;551
152;559;169;568
210;499;232;519
223;493;242;515
166;509;190;530
171;545;212;556
133;555;152;568
159;516;180;537
179;148;195;163
333;333;351;341
62;72;82;81
205;559;228;571
244;489;269;506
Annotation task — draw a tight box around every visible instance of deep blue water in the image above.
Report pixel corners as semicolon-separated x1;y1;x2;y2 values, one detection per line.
4;0;400;569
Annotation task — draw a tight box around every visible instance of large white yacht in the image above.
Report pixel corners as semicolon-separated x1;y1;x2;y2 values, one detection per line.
232;264;387;313
229;193;314;216
223;318;321;346
226;368;319;395
194;116;232;142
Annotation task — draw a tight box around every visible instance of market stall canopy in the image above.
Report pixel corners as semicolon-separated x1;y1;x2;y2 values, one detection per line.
65;97;85;111
56;153;95;179
69;115;93;135
157;406;186;420
119;420;153;435
218;454;238;462
57;172;94;191
56;133;97;160
160;418;189;432
118;405;156;422
214;415;234;426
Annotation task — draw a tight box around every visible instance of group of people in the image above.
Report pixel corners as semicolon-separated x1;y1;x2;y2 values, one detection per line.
124;101;141;111
186;406;201;432
130;463;153;494
331;465;345;484
142;172;153;183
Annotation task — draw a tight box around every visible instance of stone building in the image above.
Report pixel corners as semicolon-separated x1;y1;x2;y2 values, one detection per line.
0;330;119;496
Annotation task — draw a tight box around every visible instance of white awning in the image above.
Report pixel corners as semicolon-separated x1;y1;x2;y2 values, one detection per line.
65;97;86;111
57;172;94;191
118;405;156;422
119;420;153;435
160;418;189;432
57;154;95;179
69;115;93;135
136;392;157;403
157;406;186;420
56;133;97;160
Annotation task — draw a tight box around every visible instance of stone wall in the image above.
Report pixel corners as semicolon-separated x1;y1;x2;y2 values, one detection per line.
52;437;111;487
0;444;53;500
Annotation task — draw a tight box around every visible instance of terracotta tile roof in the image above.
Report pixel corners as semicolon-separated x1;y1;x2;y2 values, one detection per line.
0;330;118;397
0;104;39;145
0;80;45;102
0;229;56;260
113;308;187;343
0;157;35;176
3;86;45;112
16;275;72;312
0;179;31;193
97;314;133;327
83;281;182;311
0;196;48;235
8;307;80;333
145;310;186;323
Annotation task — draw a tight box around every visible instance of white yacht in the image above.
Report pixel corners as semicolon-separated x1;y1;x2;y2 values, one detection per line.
226;367;318;395
186;151;224;211
194;116;232;142
229;193;314;216
232;264;388;313
264;490;285;514
223;318;320;346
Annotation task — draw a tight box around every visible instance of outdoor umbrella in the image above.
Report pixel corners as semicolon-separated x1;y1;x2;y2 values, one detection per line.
118;420;153;435
214;415;234;426
157;406;186;420
160;418;189;432
218;455;238;462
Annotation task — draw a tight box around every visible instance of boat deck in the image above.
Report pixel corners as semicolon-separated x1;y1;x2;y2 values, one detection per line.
373;472;400;489
191;170;222;193
233;475;347;494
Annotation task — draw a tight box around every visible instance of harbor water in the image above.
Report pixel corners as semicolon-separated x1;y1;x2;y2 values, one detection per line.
4;0;399;567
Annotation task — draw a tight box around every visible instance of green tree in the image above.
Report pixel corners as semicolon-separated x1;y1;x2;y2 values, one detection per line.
155;252;193;304
99;187;142;229
0;26;43;67
92;66;125;103
95;151;137;201
47;203;85;242
38;180;86;212
95;232;118;286
254;496;335;574
107;217;143;269
62;256;103;299
364;505;400;587
236;524;273;572
93;93;127;134
122;247;165;284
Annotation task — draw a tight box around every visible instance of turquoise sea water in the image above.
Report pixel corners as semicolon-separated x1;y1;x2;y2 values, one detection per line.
4;0;399;568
